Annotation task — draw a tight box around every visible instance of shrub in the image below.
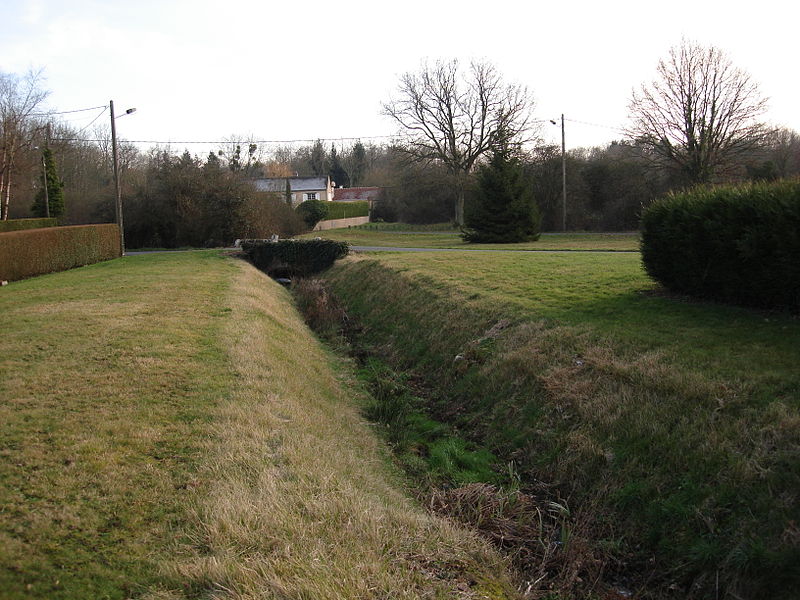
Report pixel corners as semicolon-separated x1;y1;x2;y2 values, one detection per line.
641;179;800;310
241;238;349;277
0;224;121;282
295;200;329;228
463;146;540;243
324;201;369;220
0;218;58;233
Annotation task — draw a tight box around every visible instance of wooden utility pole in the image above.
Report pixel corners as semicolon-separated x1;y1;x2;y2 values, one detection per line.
561;114;566;232
110;100;125;255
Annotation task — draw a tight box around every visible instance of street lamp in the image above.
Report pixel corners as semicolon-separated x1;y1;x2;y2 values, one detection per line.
550;115;566;232
110;100;136;255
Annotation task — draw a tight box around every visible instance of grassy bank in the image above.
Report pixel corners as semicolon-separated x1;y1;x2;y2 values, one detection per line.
0;252;518;599
321;252;800;599
300;228;640;251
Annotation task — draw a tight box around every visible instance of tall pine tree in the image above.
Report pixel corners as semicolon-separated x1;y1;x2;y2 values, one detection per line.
309;139;327;176
31;147;65;218
328;144;350;188
462;144;540;243
350;141;367;186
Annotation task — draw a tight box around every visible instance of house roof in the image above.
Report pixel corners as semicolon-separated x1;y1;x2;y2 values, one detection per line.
333;187;381;201
253;176;329;193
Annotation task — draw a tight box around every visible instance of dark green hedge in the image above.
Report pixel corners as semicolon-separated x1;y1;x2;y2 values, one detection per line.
0;218;58;233
324;201;369;220
641;180;800;310
241;239;349;276
0;224;121;282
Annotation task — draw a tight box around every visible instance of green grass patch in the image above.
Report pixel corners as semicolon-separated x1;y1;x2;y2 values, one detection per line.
302;228;640;251
0;251;234;599
357;358;498;486
372;251;800;399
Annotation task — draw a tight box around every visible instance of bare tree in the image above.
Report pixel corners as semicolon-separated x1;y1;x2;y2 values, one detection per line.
383;59;534;224
627;41;768;186
0;69;50;220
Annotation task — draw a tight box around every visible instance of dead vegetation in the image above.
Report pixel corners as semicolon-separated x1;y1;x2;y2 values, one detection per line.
148;260;521;599
428;483;628;599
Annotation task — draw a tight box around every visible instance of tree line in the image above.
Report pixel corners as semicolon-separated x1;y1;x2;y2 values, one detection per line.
2;39;799;246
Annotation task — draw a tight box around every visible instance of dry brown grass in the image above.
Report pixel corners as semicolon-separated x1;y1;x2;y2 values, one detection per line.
146;259;520;599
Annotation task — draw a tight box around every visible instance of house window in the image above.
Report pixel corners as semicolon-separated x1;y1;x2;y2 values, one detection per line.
305;192;317;201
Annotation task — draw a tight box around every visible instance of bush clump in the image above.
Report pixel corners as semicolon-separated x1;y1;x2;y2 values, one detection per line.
241;238;349;277
296;200;329;229
641;179;800;310
0;224;120;282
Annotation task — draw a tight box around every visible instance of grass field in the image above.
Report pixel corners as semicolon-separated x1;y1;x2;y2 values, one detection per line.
0;252;518;599
321;251;800;598
301;226;641;251
373;251;800;400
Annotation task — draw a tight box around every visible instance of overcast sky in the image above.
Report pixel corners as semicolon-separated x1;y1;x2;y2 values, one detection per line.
2;0;797;156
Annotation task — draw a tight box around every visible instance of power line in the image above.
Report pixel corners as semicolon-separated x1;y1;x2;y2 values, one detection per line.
45;114;626;147
564;117;626;133
50;134;399;145
28;104;108;117
75;106;108;134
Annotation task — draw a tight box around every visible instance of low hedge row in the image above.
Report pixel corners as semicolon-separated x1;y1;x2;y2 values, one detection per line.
641;179;800;310
324;201;369;220
0;224;121;282
241;238;349;276
0;218;58;233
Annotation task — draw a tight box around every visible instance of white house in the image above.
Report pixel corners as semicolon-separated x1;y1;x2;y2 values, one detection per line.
252;176;333;207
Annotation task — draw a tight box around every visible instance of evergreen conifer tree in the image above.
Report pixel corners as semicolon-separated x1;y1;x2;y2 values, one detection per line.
462;145;540;243
309;139;327;176
328;144;350;188
350;141;367;186
31;147;65;218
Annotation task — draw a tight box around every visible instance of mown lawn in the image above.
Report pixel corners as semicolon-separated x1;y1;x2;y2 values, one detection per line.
0;251;517;599
373;251;800;401
302;227;641;251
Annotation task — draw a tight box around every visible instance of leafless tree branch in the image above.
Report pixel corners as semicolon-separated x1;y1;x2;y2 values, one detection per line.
382;59;535;224
626;40;768;185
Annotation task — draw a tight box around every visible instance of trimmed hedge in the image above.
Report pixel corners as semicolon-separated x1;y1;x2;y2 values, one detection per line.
241;239;349;276
0;218;58;233
641;179;800;310
324;201;369;220
0;224;121;282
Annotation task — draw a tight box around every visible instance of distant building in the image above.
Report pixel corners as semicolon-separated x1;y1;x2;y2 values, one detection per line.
332;186;382;205
253;176;333;207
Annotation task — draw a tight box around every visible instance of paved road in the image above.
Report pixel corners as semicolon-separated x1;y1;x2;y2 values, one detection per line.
351;246;637;253
357;230;639;236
